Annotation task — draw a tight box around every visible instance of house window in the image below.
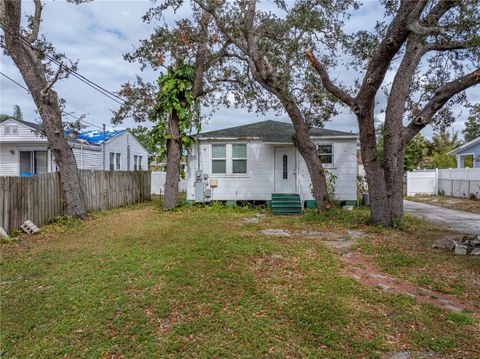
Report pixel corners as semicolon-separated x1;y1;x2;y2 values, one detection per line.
116;153;121;170
232;144;247;174
109;153;115;171
283;154;288;179
4;125;18;135
317;144;333;164
134;155;138;171
139;156;143;170
19;150;47;175
212;144;226;174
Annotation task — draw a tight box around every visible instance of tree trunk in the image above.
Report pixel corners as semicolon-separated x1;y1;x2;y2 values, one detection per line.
39;99;87;218
383;115;406;224
282;99;329;209
2;0;87;219
162;110;182;209
358;110;407;226
356;111;390;226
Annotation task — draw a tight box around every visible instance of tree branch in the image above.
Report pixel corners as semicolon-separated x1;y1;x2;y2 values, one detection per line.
408;20;446;36
41;64;62;94
404;68;480;142
25;0;42;43
194;0;248;54
424;40;471;52
192;11;210;98
305;51;355;108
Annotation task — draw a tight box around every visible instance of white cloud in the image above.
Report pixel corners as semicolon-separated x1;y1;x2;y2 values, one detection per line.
1;1;478;139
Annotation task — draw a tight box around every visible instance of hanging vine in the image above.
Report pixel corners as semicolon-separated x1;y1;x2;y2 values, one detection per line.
148;62;201;160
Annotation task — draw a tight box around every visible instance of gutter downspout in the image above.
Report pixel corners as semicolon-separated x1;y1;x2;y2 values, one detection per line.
102;124;106;170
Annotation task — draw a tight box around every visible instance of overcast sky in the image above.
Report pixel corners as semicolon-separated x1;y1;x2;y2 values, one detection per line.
1;0;478;138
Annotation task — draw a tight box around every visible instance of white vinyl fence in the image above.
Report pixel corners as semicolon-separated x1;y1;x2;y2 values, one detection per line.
151;171;186;195
407;168;480;198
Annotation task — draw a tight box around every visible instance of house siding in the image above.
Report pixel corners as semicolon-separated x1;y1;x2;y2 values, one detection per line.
1;119;149;175
186;137;358;203
72;146;103;170
456;142;480;168
298;139;358;202
0;119;42;142
104;132;148;171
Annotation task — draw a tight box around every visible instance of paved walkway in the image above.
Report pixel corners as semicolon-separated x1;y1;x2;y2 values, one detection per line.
404;200;480;235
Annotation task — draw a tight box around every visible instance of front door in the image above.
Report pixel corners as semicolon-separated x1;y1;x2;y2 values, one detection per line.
274;147;296;193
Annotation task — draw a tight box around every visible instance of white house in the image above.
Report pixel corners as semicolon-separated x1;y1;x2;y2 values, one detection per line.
186;120;358;207
0;118;148;176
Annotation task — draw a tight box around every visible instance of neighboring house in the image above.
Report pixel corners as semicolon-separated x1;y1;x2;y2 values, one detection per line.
186;120;358;206
0;118;148;176
448;136;480;168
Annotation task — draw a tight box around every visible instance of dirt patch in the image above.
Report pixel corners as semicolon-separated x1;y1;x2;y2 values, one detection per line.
407;195;480;214
341;251;479;317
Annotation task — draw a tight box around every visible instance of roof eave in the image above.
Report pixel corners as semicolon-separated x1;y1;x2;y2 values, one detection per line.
310;135;359;139
447;137;480;155
197;136;263;141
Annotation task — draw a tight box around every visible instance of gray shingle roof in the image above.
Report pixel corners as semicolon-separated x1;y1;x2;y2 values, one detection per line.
0;117;43;131
198;120;357;143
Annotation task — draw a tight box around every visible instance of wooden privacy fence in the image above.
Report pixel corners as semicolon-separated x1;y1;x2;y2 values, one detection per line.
0;170;151;233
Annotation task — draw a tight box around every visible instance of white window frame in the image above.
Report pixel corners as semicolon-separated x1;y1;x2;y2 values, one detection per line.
232;143;248;174
4;125;18;135
109;152;115;171
210;143;249;177
115;153;121;170
211;143;227;174
139;156;143;170
317;144;334;165
133;155;138;171
18;148;49;175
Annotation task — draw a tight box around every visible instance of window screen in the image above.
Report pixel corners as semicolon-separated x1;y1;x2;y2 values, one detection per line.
116;153;121;170
110;153;115;171
317;144;333;164
20;151;32;175
232;144;247;174
212;144;226;174
34;151;48;175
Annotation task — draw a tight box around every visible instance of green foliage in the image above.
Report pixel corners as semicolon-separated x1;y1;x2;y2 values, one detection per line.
462;104;480;142
426;153;457;169
148;63;200;161
424;131;461;169
129;125;156;154
377;131;429;171
403;134;429;171
324;169;338;204
0;104;23;122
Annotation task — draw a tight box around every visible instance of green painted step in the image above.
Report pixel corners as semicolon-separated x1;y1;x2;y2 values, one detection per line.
271;193;302;215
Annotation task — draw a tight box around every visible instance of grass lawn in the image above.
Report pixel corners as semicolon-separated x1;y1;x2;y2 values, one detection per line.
1;199;479;357
406;195;480;214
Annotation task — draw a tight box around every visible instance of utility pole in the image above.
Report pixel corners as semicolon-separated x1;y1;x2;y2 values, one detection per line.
102;123;106;170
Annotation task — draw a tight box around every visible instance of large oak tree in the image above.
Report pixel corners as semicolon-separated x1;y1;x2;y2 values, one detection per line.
194;0;356;209
1;0;87;218
307;0;480;225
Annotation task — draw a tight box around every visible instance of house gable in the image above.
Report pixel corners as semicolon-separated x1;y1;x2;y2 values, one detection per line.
0;118;46;143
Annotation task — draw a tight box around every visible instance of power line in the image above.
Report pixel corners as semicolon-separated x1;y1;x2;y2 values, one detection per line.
1;27;126;105
0;71;30;93
63;111;103;130
1;71;103;130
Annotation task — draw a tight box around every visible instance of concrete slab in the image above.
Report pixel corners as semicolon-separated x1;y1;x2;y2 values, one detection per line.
404;200;480;235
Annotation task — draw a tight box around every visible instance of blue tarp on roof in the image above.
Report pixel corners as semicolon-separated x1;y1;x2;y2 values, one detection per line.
75;130;126;145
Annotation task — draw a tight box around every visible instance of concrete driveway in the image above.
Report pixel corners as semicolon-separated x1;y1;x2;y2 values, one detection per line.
404;200;480;235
